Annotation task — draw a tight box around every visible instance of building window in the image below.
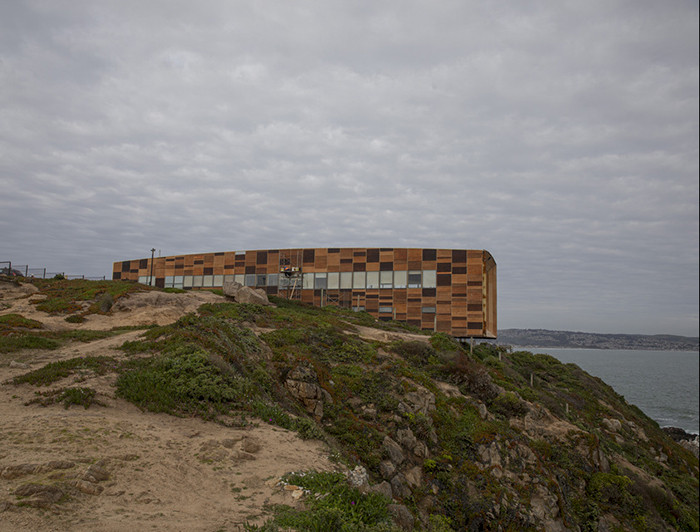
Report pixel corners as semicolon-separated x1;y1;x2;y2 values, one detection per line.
183;276;193;288
393;270;407;289
422;306;436;313
267;274;279;287
192;276;203;288
423;270;437;288
352;306;366;312
327;272;339;289
408;271;422;288
315;273;327;289
234;274;245;285
353;271;366;289
213;275;224;287
366;271;379;289
303;273;314;289
379;306;393;313
244;274;256;287
256;274;267;287
340;272;353;289
202;275;214;287
380;271;393;288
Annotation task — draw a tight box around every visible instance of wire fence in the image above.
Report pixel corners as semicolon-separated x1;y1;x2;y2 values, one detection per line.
0;261;105;281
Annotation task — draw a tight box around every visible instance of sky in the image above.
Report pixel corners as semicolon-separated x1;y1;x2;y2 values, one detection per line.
1;1;698;337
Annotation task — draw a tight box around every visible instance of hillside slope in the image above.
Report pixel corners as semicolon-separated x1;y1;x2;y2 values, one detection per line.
1;277;698;531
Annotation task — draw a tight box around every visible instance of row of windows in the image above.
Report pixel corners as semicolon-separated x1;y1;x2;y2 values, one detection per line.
138;270;440;290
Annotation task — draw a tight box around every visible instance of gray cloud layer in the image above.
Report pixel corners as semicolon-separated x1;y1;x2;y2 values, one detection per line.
1;1;698;335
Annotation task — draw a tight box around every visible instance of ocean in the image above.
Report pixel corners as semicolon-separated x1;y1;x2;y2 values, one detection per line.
517;348;699;435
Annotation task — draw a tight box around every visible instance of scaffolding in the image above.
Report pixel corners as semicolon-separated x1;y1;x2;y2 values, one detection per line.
278;250;303;300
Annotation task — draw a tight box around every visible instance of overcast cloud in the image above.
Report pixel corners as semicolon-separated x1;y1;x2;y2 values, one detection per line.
1;1;698;336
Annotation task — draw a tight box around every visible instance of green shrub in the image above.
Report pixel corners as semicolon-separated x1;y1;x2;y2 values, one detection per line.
268;471;393;531
430;332;461;352
490;392;528;418
116;347;253;418
26;386;104;409
0;313;43;330
391;340;436;367
11;356;119;386
0;334;60;353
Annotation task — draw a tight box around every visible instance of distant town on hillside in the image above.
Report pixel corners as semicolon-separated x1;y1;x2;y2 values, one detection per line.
494;329;699;351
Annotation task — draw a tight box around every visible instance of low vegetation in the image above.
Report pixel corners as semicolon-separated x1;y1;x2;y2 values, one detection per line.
246;471;394;531
26;386;105;409
3;279;697;531
31;277;146;315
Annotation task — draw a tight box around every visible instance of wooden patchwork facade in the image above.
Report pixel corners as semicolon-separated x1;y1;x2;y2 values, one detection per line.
113;248;496;339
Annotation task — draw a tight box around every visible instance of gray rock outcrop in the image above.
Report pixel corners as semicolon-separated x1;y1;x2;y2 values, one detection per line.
222;281;271;306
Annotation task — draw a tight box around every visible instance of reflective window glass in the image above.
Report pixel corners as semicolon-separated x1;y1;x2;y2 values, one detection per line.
379;306;393;313
267;274;279;286
423;270;437;288
327;272;339;289
245;274;256;286
422;306;436;313
340;272;352;289
213;275;223;286
303;273;314;289
202;275;214;287
138;276;149;285
408;271;422;288
393;270;407;288
353;272;366;289
165;276;174;287
183;276;193;288
234;274;245;285
366;271;379;289
315;272;327;289
192;276;203;287
256;274;267;286
380;271;393;288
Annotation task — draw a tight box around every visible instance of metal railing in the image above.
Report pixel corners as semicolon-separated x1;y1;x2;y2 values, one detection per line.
1;260;105;280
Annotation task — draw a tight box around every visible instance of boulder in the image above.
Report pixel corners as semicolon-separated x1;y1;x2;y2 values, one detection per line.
222;281;271;306
601;418;622;433
379;460;396;480
388;503;415;530
369;481;393;500
347;465;369;490
390;473;411;499
395;428;417;451
285;362;326;420
383;436;405;466
404;466;423;489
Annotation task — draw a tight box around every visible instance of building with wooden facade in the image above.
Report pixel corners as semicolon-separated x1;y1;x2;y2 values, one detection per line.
113;248;496;339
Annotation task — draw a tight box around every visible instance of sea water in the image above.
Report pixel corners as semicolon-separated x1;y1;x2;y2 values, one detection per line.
518;348;699;435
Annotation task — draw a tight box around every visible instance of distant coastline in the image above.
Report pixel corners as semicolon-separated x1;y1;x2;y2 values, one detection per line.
494;328;699;351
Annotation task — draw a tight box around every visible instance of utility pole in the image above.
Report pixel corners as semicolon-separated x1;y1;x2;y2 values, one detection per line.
149;248;156;286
